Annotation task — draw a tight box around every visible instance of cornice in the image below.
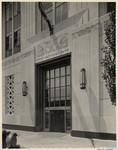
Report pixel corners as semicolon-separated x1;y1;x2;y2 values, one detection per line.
72;23;99;39
2;47;35;67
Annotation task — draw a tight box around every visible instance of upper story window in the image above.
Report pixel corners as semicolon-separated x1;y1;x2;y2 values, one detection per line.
55;2;68;24
41;2;68;31
5;2;21;58
41;2;53;31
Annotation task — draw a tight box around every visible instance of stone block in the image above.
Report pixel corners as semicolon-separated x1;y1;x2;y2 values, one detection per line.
72;115;99;132
3;114;15;125
15;115;20;125
100;82;110;100
100;116;116;133
14;73;21;84
14;94;21;105
88;3;98;21
100;99;116;116
14;83;21;95
14;104;20;115
20;114;35;126
5;67;14;76
14;64;21;74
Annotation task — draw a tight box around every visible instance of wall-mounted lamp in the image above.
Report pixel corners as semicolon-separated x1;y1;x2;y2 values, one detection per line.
80;68;86;89
22;81;28;96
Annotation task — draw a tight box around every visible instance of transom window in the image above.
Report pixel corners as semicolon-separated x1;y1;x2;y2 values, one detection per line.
41;2;68;31
45;65;71;107
5;2;21;58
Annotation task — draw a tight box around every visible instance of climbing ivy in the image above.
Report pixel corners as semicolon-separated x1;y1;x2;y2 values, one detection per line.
101;3;116;105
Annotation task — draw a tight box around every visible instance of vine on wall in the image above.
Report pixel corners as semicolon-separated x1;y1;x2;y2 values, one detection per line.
101;3;116;105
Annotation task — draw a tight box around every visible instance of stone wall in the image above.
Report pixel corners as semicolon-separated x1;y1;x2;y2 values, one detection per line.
2;47;35;127
71;19;100;132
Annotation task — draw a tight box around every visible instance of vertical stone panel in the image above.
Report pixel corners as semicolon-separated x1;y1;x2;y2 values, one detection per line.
90;29;99;101
72;27;100;132
68;3;78;17
100;100;116;116
20;51;35;126
100;82;110;100
100;116;116;133
76;2;82;11
88;3;99;20
21;2;35;39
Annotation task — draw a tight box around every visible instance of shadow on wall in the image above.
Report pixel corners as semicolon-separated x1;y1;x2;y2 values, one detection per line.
73;89;89;131
86;86;107;132
27;94;35;125
73;89;95;147
73;85;107;133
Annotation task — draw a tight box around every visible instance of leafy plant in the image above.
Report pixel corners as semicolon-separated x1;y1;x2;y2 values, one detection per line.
101;3;116;105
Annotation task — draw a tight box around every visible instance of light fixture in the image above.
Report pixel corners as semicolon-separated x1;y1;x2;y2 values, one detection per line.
80;68;86;89
22;81;28;96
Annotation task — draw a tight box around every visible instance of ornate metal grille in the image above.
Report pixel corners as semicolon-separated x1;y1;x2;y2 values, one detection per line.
5;75;14;114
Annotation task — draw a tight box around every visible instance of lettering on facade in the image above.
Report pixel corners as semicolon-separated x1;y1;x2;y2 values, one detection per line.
36;48;69;62
36;33;69;63
2;48;35;67
72;23;99;38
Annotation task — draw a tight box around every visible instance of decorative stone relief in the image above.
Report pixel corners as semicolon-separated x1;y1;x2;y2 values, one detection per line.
36;33;68;57
60;36;68;49
5;75;14;114
37;45;45;57
72;23;99;39
45;40;54;54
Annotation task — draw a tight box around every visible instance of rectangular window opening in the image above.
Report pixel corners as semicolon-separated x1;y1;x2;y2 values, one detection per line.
5;2;21;58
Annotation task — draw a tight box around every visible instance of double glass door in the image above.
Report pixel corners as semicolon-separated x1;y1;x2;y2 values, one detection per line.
43;64;71;133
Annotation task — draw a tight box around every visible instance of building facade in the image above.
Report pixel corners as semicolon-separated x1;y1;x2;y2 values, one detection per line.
2;2;116;139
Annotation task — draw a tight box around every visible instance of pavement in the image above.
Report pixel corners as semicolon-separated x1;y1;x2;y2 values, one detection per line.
5;129;116;149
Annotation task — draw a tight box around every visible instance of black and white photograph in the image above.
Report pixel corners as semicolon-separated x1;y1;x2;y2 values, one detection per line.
1;1;117;149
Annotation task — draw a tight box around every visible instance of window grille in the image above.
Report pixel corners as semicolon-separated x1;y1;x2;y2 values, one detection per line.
5;75;14;114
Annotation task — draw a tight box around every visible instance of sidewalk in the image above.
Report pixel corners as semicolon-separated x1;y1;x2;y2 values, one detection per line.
6;129;116;148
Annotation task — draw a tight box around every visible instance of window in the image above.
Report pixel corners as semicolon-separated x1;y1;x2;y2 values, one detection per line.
41;2;68;31
5;2;21;58
45;65;71;107
41;2;53;31
55;2;68;24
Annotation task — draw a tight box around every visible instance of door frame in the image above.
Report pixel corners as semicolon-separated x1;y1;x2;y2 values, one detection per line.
35;54;72;132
